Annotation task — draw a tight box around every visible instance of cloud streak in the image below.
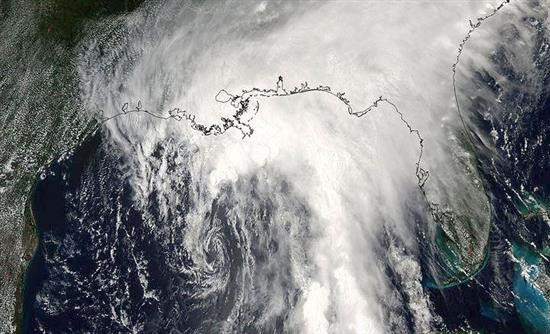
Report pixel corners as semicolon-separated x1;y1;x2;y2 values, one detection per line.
77;0;508;332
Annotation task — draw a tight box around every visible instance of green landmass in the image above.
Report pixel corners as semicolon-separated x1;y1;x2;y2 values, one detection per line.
33;0;142;45
0;0;140;332
427;132;491;288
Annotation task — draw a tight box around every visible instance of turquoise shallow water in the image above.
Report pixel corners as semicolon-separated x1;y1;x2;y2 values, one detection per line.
512;242;550;334
11;1;550;332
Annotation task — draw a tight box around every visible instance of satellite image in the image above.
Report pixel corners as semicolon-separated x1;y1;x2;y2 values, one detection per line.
0;0;548;333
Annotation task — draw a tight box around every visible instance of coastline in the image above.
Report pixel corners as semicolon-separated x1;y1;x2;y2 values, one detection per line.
13;193;38;334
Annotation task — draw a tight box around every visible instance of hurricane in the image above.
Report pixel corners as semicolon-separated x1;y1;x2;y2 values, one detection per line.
1;0;548;333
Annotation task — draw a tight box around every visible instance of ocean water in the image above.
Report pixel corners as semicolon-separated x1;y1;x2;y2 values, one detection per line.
19;1;550;333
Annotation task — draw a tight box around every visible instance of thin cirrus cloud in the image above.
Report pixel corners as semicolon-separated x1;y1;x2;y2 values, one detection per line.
77;0;508;332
